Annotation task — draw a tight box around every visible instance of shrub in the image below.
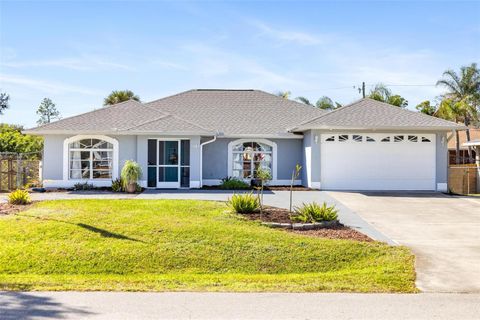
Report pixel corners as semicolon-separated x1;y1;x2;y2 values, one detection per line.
220;177;250;190
111;178;124;192
227;193;259;214
8;189;31;205
121;160;142;192
73;182;94;191
291;202;338;223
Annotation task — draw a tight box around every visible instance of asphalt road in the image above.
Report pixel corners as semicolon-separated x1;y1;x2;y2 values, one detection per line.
1;292;479;320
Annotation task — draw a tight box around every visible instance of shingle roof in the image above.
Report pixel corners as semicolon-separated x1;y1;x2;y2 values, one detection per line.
25;98;213;135
25;92;463;136
144;89;326;136
290;98;464;131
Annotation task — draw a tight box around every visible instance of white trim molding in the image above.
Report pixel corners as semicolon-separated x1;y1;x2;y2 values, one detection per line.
310;182;321;189
201;179;301;187
227;138;278;181
437;183;448;192
62;135;119;182
189;180;201;188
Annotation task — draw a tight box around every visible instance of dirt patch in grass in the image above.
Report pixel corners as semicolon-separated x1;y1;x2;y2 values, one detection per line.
242;206;372;242
0;202;33;216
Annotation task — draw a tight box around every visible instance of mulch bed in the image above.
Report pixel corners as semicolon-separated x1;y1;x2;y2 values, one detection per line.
243;206;373;242
0;202;33;216
201;185;314;191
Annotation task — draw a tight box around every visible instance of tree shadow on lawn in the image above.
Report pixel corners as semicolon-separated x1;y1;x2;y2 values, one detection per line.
0;291;95;320
17;214;146;243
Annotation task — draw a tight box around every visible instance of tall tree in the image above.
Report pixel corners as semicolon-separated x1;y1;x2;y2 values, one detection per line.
369;83;408;108
316;96;335;110
436;63;480;160
0;92;9;115
36;98;61;125
436;98;468;164
0;124;43;157
104;90;140;106
416;100;437;116
276;91;291;99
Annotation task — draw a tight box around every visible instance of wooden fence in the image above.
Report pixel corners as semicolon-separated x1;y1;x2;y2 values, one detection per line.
448;165;478;195
0;153;41;191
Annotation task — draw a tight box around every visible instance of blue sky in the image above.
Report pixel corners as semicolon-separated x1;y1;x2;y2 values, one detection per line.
1;0;479;127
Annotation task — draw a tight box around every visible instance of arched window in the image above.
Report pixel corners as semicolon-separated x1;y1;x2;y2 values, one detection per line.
228;139;276;180
64;136;118;180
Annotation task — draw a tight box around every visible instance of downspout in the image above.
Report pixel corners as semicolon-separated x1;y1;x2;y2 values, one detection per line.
199;134;217;188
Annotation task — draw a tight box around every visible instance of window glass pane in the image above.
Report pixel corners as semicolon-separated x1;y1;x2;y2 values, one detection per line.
421;137;431;142
325;136;335;142
180;167;190;188
233;161;243;170
93;161;112;170
79;139;93;148
381;137;390;142
339;135;348;142
92;151;112;161
394;135;404;142
353;135;362;142
92;170;111;179
408;135;418;142
232;153;243;162
70;160;90;170
159;141;178;165
181;140;190;166
232;144;243;152
256;143;272;152
158;167;178;182
147;167;156;187
243;161;252;178
70;169;90;179
243;142;253;149
366;136;375;142
70;151;90;160
232;169;242;178
148;139;157;165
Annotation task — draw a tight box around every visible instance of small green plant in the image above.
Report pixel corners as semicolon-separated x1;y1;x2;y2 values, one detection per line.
291;202;338;223
111;178;124;192
73;182;94;191
8;189;31;205
121;160;142;193
227;192;260;214
220;177;250;190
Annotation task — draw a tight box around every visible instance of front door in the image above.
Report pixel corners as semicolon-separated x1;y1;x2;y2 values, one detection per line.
147;139;190;188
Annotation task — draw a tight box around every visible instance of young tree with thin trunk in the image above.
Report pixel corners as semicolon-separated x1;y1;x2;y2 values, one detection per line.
0;92;9;115
36;98;61;125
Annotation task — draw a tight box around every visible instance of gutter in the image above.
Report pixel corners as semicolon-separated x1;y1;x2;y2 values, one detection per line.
199;133;218;188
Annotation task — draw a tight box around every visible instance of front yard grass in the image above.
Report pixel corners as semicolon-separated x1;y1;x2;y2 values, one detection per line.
0;199;416;292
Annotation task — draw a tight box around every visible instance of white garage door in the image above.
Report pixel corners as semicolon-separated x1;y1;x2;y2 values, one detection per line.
320;133;436;190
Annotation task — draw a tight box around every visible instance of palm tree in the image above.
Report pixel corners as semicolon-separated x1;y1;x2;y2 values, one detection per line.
104;90;140;106
295;96;313;106
437;63;480;161
276;91;291;99
369;83;408;108
316;96;335;110
436;98;466;164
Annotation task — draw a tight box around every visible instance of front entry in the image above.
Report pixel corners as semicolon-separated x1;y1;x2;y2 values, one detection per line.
147;139;190;188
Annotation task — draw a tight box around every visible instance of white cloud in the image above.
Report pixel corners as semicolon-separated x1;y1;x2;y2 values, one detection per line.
1;54;134;71
0;74;101;95
248;20;323;45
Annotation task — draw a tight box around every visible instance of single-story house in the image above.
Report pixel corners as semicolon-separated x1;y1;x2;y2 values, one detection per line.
447;127;480;164
25;89;464;191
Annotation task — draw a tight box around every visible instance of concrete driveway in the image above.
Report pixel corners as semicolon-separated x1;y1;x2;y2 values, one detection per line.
328;192;480;293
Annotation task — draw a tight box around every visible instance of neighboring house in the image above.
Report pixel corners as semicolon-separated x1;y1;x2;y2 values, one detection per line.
25;89;464;191
447;128;480;164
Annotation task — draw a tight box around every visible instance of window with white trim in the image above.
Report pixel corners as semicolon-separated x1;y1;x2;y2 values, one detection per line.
231;141;273;179
69;138;113;179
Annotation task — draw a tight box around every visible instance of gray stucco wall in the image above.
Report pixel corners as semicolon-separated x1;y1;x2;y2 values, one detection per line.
202;138;303;181
436;132;448;186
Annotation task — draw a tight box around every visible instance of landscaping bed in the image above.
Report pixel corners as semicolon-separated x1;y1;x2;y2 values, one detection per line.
0;202;33;215
243;206;372;242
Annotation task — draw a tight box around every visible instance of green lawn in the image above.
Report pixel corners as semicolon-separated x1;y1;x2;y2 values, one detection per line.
0;199;416;292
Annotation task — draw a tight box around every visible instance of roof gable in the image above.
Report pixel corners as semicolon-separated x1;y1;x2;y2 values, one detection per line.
291;98;463;131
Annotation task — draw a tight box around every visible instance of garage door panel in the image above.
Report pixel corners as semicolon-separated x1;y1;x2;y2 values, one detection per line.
320;133;435;190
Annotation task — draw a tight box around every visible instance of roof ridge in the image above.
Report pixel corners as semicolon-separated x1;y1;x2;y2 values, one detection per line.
288;97;364;131
144;89;196;106
141;100;215;133
27;99;143;131
253;89;328;114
